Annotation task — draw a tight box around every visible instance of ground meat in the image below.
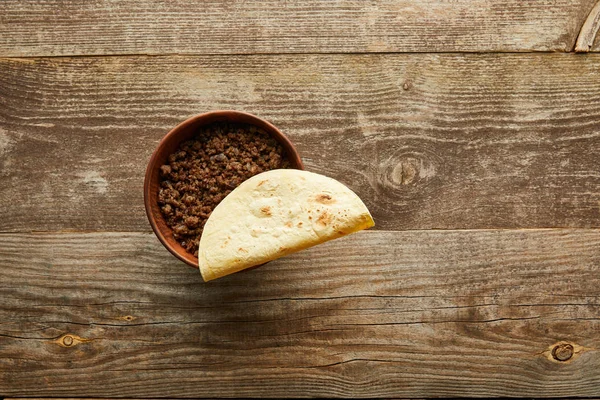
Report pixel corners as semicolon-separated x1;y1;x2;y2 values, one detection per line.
157;122;291;256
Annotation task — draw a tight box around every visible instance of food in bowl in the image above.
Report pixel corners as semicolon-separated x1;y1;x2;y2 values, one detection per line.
157;122;291;256
198;169;375;281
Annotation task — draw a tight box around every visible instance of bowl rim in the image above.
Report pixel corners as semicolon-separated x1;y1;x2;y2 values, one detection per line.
143;110;304;269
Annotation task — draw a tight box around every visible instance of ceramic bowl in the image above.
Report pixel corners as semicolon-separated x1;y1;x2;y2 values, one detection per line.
144;110;304;268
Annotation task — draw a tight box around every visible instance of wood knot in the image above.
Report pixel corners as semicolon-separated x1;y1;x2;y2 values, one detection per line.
552;343;574;362
392;159;418;185
62;335;74;347
53;333;90;348
544;341;583;363
383;153;437;188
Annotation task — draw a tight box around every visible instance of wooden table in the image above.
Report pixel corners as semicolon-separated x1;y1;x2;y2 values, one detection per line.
2;1;600;398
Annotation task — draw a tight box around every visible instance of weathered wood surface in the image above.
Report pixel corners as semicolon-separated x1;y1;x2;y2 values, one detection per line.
1;229;599;397
1;54;600;232
0;0;596;57
3;2;600;397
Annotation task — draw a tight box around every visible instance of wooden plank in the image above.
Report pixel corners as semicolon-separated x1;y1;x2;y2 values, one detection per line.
0;0;595;56
2;54;600;232
1;229;600;397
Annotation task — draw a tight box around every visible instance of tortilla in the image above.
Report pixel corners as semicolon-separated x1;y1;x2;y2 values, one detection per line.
198;169;374;281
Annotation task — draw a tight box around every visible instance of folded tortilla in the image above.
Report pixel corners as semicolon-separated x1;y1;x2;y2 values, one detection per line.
198;169;374;281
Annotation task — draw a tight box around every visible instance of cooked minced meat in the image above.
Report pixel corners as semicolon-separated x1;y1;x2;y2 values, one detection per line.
158;122;290;256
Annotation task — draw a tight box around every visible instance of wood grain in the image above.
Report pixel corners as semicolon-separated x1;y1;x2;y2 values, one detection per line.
1;229;600;397
0;0;596;57
1;54;600;232
594;27;600;50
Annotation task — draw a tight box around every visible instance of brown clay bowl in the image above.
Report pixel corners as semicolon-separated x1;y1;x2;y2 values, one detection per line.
144;110;304;268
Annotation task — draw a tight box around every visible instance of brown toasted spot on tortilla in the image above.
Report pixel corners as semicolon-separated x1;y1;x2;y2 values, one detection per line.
316;211;332;226
260;206;272;216
315;194;335;204
279;246;288;252
257;180;267;187
238;247;248;253
338;230;345;235
297;221;303;227
285;221;293;228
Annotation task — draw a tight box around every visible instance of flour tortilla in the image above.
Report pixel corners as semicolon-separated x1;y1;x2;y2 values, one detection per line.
198;169;374;281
